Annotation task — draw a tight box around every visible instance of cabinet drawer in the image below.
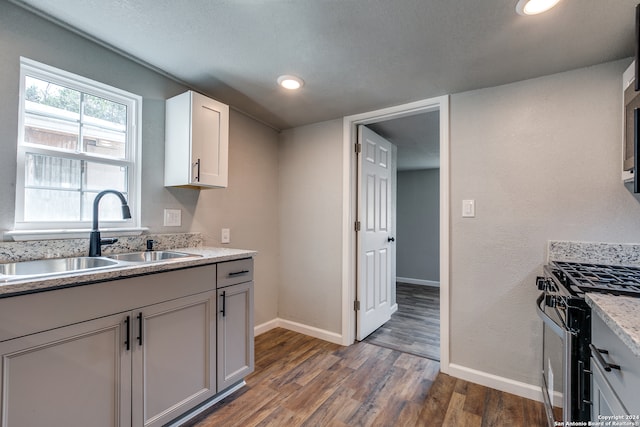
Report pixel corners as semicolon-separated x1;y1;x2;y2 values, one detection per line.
217;258;253;288
591;313;640;414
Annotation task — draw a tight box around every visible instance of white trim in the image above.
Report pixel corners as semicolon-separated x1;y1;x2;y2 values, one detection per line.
396;277;440;287
254;318;280;336
15;57;142;231
254;318;343;345
341;96;451;371
447;363;555;406
390;303;398;315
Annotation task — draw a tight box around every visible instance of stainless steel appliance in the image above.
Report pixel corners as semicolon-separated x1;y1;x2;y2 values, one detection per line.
624;70;640;191
536;261;640;426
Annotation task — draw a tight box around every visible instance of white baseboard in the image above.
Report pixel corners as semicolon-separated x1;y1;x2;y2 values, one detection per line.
254;318;344;345
254;318;279;336
396;277;440;287
447;363;547;404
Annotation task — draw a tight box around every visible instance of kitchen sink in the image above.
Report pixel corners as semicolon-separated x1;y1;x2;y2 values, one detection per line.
0;256;119;281
106;250;200;263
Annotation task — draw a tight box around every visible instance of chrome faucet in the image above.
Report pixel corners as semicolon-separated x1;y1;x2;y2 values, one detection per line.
89;190;132;257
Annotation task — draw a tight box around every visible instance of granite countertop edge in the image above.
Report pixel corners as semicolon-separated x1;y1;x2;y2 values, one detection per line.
0;246;257;298
586;293;640;359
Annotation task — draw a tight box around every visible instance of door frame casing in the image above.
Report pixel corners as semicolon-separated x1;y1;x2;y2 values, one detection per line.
341;95;450;373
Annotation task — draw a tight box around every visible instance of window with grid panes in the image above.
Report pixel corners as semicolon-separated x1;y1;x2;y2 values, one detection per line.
14;58;141;231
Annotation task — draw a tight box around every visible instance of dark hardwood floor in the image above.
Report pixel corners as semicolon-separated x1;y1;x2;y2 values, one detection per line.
187;328;546;427
364;282;440;360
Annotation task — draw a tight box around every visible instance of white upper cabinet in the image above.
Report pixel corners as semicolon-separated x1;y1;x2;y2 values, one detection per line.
165;91;229;188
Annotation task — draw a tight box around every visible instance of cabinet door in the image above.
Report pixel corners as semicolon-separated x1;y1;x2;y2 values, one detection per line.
217;281;254;391
0;313;131;427
190;91;229;187
132;291;216;427
592;357;629;421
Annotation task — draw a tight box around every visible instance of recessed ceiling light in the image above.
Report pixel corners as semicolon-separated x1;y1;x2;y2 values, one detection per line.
277;75;304;90
516;0;560;15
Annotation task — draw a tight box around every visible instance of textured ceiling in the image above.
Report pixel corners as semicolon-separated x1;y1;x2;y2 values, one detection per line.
13;0;635;170
11;0;638;133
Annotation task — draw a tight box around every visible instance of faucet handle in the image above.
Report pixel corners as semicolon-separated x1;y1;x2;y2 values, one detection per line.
146;239;154;251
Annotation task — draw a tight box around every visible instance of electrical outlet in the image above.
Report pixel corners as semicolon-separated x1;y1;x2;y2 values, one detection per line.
164;209;182;227
221;228;230;244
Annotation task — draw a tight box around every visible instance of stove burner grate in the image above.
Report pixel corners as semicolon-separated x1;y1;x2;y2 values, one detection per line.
552;261;640;297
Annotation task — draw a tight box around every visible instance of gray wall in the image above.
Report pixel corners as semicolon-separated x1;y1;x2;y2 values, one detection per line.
396;169;440;283
0;2;280;326
278;120;344;333
450;59;640;386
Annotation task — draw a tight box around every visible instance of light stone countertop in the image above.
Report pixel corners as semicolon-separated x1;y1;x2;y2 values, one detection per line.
586;293;640;359
0;246;256;298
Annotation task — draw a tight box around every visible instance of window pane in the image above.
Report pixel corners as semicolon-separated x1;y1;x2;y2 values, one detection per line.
81;191;129;222
25;76;80;116
24;189;80;222
83;125;126;159
25;153;81;189
83;94;127;127
85;162;126;192
24;114;79;151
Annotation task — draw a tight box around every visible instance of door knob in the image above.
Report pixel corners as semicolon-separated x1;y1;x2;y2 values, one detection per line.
388;237;395;242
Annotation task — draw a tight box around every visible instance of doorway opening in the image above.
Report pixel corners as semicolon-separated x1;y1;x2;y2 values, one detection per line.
341;95;450;371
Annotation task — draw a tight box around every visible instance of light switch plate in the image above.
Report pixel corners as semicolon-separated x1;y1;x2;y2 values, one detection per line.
164;209;182;227
462;200;475;218
221;228;230;244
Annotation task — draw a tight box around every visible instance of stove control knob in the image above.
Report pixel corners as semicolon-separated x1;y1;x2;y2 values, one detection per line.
545;295;557;308
536;277;548;291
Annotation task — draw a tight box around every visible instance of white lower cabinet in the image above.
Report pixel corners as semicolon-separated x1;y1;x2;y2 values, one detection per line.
217;281;254;391
0;313;131;427
0;290;216;427
0;260;255;427
591;356;629;420
133;291;217;427
591;312;640;424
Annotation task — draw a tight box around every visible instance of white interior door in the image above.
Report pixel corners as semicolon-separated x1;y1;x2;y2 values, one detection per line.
356;125;395;340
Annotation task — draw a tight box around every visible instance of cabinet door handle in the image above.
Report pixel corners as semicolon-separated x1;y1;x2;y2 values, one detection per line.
228;270;249;277
220;291;226;317
124;315;130;351
589;344;621;372
137;312;143;346
193;158;201;182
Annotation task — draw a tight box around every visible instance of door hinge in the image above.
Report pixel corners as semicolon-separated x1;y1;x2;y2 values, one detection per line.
355;143;362;154
354;300;360;311
354;221;361;232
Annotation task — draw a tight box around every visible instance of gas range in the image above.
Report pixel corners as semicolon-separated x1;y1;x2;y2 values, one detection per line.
548;261;640;298
537;260;640;426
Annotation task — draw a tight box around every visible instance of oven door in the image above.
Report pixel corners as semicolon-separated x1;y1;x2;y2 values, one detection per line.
537;293;572;427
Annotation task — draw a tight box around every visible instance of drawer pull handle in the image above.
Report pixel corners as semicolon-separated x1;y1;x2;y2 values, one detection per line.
228;270;249;277
193;158;201;182
589;344;621;372
220;291;226;317
124;315;130;351
137;312;143;346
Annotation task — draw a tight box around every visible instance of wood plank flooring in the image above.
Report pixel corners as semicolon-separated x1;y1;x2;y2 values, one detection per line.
364;283;440;361
187;328;546;427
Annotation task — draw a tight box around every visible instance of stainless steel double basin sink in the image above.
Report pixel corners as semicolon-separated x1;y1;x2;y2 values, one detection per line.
0;251;200;282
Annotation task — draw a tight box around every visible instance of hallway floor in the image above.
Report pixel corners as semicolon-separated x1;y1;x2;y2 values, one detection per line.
364;282;440;361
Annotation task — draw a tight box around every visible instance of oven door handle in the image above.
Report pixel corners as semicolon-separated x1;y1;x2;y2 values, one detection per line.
536;293;567;337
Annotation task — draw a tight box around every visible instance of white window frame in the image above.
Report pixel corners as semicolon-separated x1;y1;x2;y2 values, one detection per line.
11;57;142;238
